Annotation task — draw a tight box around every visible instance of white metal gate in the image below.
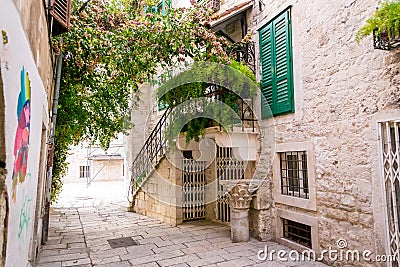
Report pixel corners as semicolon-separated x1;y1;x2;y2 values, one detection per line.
216;146;245;223
379;120;400;265
182;159;206;221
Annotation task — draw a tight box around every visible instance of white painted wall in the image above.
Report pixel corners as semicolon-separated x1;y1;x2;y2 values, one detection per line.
1;0;49;265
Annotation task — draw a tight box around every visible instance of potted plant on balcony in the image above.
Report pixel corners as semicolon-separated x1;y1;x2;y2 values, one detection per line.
356;0;400;50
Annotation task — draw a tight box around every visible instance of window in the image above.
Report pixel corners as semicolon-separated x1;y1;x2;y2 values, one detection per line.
49;0;72;36
379;120;400;263
157;70;172;111
282;218;312;248
145;0;172;15
79;166;90;178
259;8;294;117
280;151;309;199
198;0;220;11
274;142;316;210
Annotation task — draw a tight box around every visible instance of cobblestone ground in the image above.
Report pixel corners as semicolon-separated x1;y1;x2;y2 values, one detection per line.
37;182;328;267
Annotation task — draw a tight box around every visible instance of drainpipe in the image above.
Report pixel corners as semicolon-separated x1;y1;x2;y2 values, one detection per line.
42;51;63;243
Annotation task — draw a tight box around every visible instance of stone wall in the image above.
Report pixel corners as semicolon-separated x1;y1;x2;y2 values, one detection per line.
249;0;400;263
126;85;154;186
90;160;124;182
13;0;53;105
133;154;183;226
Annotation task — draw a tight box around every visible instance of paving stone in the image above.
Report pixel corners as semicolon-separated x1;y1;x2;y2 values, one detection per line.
128;250;185;265
36;261;62;267
183;239;212;248
90;247;127;259
157;254;200;267
188;255;226;267
123;244;156;259
152;243;187;254
180;245;209;255
94;261;132;267
130;262;158;267
195;249;229;259
68;242;87;249
39;253;89;263
216;258;255;267
91;255;121;265
38;183;328;267
253;262;286;267
154;238;174;247
61;258;91;266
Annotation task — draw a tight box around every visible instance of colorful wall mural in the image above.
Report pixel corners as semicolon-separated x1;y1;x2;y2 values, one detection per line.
1;0;50;265
12;67;31;202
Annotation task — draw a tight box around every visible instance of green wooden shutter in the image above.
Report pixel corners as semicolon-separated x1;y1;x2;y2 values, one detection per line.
260;23;273;118
260;9;294;117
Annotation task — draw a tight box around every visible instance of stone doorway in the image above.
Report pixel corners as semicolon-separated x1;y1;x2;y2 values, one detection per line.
182;158;206;221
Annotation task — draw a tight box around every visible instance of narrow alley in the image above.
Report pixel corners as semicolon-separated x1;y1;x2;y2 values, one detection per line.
36;182;327;267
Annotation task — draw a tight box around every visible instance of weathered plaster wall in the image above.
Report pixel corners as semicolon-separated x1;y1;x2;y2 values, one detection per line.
12;0;53;104
1;0;51;265
250;0;400;262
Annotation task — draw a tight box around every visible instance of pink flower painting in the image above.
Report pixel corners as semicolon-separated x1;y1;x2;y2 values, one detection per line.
12;66;31;202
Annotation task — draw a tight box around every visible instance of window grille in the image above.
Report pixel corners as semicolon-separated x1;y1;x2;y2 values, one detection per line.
282;218;312;248
216;146;245;223
379;120;400;264
280;151;309;199
182;159;206;221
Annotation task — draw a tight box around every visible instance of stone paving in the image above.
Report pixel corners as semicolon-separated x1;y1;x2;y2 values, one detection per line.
37;182;328;267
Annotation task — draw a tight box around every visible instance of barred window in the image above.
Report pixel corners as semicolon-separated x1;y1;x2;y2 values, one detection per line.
280;151;309;198
283;218;312;248
79;166;90;178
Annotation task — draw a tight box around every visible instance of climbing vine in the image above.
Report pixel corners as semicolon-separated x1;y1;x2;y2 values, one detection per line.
157;59;258;143
51;0;231;201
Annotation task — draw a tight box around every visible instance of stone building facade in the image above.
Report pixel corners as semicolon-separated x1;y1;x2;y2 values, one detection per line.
126;0;400;265
250;0;399;264
63;136;125;184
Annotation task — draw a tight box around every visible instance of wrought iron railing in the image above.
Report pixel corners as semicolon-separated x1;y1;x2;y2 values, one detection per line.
205;85;256;132
373;28;400;50
128;86;256;202
198;0;221;12
128;107;171;202
227;41;256;74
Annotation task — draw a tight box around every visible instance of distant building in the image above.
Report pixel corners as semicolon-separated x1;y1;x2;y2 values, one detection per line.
63;135;125;184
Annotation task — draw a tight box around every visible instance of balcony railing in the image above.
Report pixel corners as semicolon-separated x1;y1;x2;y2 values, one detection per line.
373;27;400;50
227;41;256;75
198;0;221;12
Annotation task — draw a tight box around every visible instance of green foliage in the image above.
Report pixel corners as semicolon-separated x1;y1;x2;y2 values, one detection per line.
51;0;230;202
356;0;400;42
157;59;259;143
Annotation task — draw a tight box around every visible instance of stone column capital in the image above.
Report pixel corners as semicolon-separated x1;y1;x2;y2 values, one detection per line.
225;181;254;209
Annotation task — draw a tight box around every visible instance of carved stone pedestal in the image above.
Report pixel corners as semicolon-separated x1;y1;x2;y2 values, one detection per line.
222;180;255;242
